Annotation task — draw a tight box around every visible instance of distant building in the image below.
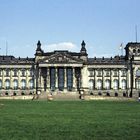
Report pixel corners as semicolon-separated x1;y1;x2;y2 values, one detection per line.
0;40;140;98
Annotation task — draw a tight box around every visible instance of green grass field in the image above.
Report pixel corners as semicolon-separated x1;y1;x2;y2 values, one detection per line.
0;100;140;140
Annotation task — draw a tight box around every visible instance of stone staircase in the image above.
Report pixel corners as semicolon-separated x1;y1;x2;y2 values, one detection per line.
52;93;80;101
38;92;80;101
37;93;48;100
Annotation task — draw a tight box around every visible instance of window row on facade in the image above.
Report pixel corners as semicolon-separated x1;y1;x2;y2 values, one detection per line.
88;69;127;77
89;79;140;90
132;48;140;54
88;79;126;90
0;79;34;90
0;69;34;77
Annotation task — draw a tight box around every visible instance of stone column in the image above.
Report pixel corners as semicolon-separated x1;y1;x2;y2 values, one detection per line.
40;69;44;90
38;68;41;89
34;76;36;90
47;68;50;90
110;69;111;89
2;69;4;89
111;69;113;89
80;68;83;89
133;69;136;89
73;68;76;90
26;69;29;89
118;69;120;89
10;69;12;89
55;67;58;89
102;69;104;90
94;69;97;89
64;67;67;90
18;69;20;89
127;69;130;89
33;67;36;90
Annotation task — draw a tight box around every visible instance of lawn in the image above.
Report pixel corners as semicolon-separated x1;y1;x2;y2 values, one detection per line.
0;100;140;140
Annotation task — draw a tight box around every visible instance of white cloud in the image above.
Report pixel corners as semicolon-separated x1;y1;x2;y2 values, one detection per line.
42;42;114;58
42;42;78;52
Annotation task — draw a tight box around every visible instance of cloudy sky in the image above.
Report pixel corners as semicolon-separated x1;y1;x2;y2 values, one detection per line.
0;0;140;58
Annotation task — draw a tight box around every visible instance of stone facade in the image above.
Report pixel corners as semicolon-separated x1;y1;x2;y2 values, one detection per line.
0;41;140;98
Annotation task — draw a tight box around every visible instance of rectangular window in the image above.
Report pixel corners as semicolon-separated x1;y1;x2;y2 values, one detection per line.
58;68;64;91
121;70;126;77
114;71;118;77
89;71;94;77
88;68;94;77
97;70;102;77
67;68;73;91
50;67;55;91
14;69;18;77
30;70;33;76
0;80;2;89
22;69;26;77
136;79;140;89
105;71;110;77
6;69;10;77
75;68;81;89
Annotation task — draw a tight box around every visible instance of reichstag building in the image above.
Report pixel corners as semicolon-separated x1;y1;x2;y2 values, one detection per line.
0;40;140;98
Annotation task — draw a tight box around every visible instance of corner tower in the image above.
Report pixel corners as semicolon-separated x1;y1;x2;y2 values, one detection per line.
80;40;88;61
125;42;140;60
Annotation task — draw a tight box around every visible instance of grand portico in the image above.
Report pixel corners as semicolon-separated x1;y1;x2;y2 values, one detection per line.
37;66;82;93
35;40;87;95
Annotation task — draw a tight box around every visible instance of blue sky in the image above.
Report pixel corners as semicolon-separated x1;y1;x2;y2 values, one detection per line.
0;0;139;58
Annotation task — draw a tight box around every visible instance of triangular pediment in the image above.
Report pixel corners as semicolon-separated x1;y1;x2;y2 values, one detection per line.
39;52;83;64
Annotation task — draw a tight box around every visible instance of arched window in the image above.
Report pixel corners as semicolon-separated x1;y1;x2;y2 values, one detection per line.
136;79;140;89
13;79;18;90
133;49;136;53
113;79;118;90
97;79;102;90
105;79;110;90
21;79;26;90
0;80;2;89
88;79;94;90
136;69;140;77
5;79;10;89
121;79;126;89
29;79;34;89
138;49;140;53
